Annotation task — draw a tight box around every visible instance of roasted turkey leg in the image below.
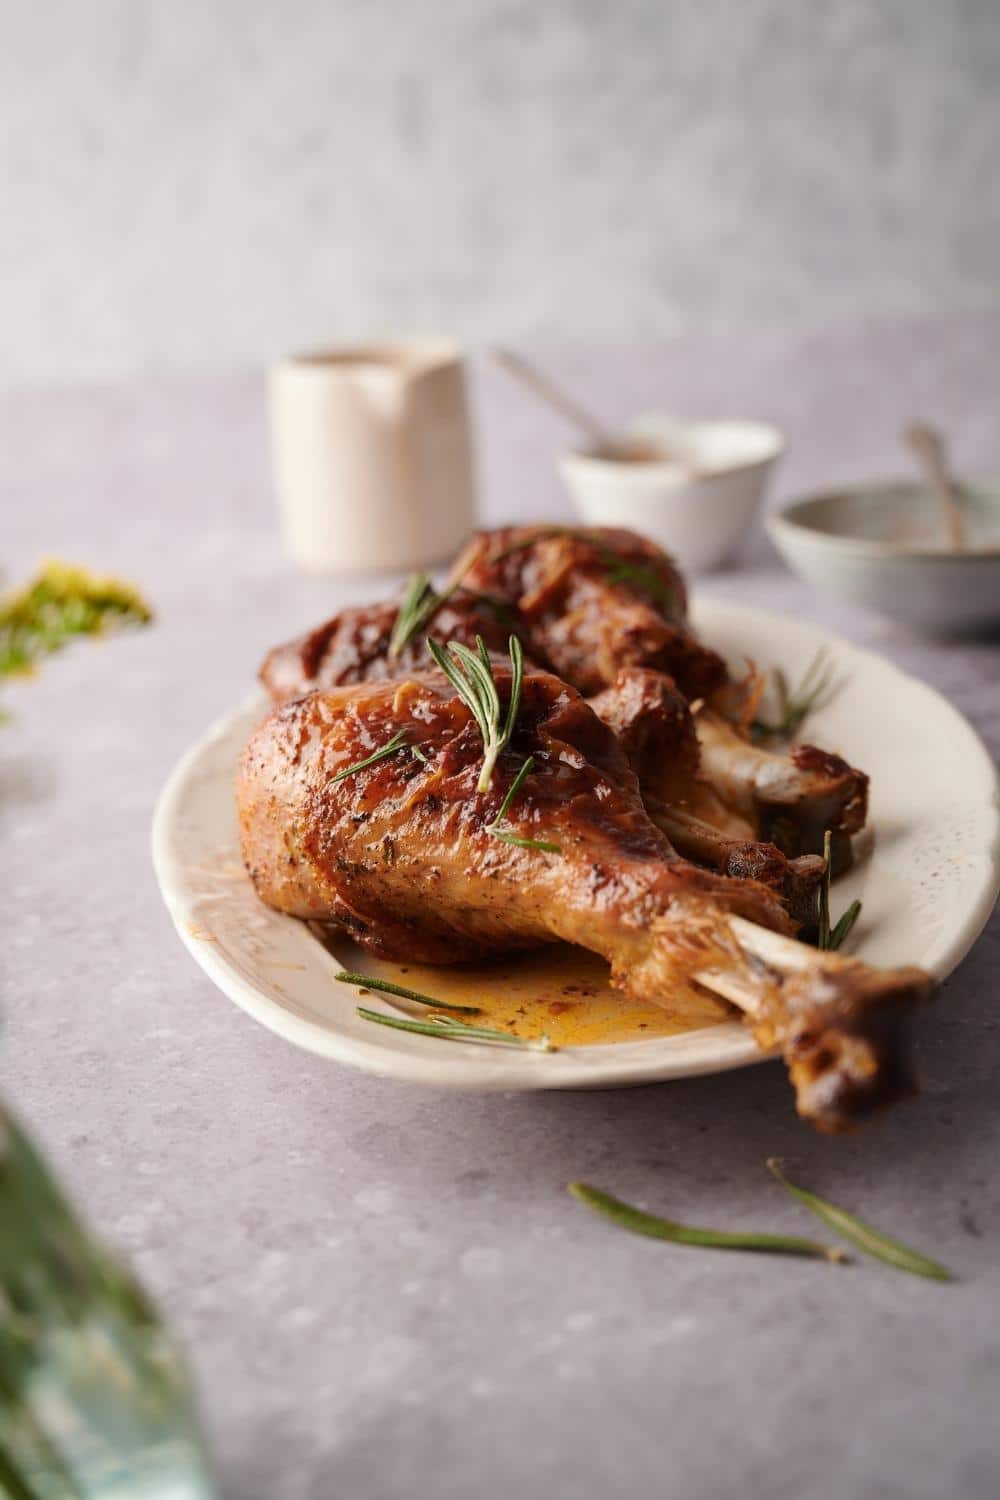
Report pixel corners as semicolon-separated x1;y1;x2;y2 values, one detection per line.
447;524;727;700
447;526;870;861
258;528;867;865
237;670;929;1131
260;590;516;702
263;604;825;925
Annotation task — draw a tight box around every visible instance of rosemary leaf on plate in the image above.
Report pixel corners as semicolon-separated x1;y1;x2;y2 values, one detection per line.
817;829;863;950
357;1005;554;1051
334;970;481;1014
752;647;838;741
828;898;862;950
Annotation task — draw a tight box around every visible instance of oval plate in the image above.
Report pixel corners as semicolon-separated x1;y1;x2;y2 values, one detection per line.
151;601;1000;1090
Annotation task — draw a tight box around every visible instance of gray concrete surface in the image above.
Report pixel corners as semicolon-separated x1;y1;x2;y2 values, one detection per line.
2;1;999;385
2;314;1000;1498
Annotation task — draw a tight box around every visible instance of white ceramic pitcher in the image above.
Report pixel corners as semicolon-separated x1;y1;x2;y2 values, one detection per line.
269;340;477;573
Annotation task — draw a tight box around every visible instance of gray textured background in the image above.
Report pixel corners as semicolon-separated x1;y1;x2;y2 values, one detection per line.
3;0;999;387
4;318;1000;1499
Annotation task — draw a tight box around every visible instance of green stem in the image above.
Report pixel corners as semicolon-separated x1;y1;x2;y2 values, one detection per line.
767;1160;952;1281
356;1006;553;1051
328;729;411;785
828;899;862;950
569;1183;846;1262
334;971;481;1014
817;829;863;950
486;756;562;852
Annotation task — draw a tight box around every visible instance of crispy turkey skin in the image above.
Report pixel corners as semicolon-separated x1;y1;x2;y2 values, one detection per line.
259;525;868;865
237;669;929;1130
239;668;791;966
260;590;515;704
448;525;727;700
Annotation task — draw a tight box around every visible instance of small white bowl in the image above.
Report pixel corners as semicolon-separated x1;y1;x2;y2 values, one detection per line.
768;480;1000;635
559;417;784;573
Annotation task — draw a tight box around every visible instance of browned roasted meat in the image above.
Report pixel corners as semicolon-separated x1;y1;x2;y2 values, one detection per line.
649;808;826;931
588;665;701;804
448;527;869;862
237;669;929;1130
447;525;728;700
261;590;515;704
262;592;821;926
694;710;868;870
260;526;869;868
589;667;826;927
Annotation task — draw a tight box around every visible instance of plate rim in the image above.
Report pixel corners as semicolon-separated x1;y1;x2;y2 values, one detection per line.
151;599;1000;1090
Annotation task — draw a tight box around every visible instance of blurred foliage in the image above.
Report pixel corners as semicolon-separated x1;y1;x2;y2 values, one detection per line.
0;562;152;683
0;1104;216;1498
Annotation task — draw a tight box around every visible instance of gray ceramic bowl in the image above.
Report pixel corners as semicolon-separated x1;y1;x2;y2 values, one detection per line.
767;479;1000;634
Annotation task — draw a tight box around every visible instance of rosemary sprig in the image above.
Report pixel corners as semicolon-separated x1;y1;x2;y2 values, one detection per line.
488;527;577;563
569;1182;845;1262
357;1005;554;1051
487;530;679;615
767;1160;952;1281
829;898;862;950
334;970;481;1014
752;647;838;740
464;590;521;631
817;829;863;950
487;755;562;853
0;560;152;679
388;573;456;660
329;729;411;784
427;634;524;793
596;550;679;614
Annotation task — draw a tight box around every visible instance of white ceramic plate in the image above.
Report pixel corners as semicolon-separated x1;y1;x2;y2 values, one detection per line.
151;601;1000;1091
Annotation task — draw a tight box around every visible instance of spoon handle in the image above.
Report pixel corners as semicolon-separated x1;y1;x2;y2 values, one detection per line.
903;422;968;551
491;348;616;450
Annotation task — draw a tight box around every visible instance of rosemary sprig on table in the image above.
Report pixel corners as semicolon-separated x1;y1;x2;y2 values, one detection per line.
752;647;838;741
388;574;455;660
357;1006;554;1051
568;1183;845;1262
428;634;524;793
0;560;152;679
334;970;481;1014
487;755;562;853
571;1167;955;1280
817;829;863;950
767;1160;952;1281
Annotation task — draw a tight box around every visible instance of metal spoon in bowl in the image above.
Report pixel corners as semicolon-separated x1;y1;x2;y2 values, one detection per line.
491;347;669;463
903;422;968;551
